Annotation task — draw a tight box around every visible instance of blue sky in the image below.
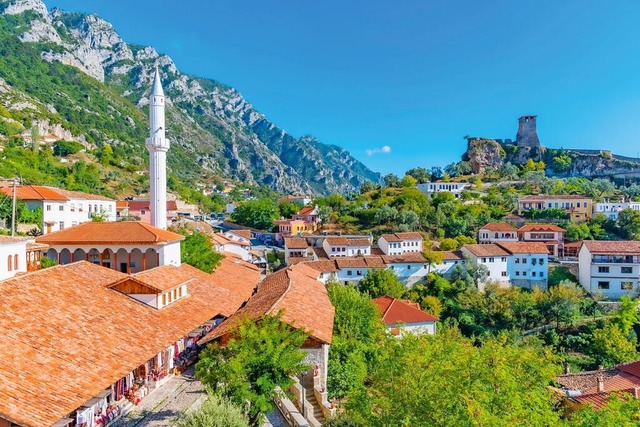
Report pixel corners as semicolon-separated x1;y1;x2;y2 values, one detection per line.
48;0;640;175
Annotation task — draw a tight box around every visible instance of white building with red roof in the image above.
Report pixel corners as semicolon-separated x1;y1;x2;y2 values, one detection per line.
322;236;372;258
36;221;184;273
0;185;116;234
373;296;438;336
478;222;518;244
378;232;423;255
578;240;640;299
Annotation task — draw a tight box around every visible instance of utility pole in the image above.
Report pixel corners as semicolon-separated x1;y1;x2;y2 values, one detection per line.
11;177;17;237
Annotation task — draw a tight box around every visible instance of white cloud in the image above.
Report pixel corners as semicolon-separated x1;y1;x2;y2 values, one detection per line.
366;145;392;156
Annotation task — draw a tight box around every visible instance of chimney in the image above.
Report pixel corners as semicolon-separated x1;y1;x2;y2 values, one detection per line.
597;375;605;393
563;361;570;375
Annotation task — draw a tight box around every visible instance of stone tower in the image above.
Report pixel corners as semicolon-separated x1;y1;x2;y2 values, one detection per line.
515;115;541;148
146;67;169;229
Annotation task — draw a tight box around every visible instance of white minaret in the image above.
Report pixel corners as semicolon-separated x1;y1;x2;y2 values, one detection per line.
146;67;169;229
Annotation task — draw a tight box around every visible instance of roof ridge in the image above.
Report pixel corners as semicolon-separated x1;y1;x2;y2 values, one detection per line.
266;269;293;316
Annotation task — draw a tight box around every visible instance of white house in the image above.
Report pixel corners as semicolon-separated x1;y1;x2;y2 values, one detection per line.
478;222;518;244
284;237;315;264
378;232;423;255
322;237;371;258
211;233;251;262
0;185;116;234
373;296;438;336
37;221;184;273
417;181;468;198
224;229;252;245
431;250;464;278
594;202;640;220
460;244;510;288
0;236;29;281
578;240;640;299
498;242;549;290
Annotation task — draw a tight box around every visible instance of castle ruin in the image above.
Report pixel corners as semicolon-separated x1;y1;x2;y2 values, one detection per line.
515;115;541;148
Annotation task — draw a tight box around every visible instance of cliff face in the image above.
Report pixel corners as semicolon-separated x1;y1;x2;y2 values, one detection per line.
464;138;505;173
0;0;381;194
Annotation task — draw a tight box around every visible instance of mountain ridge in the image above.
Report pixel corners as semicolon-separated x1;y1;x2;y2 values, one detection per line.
0;0;381;195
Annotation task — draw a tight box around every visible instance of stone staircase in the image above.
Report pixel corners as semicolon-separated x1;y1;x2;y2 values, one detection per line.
304;380;325;424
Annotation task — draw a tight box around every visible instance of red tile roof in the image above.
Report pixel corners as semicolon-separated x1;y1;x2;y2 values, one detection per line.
51;188;114;201
0;260;258;427
200;264;335;345
380;233;402;242
285;237;309;249
381;252;426;263
335;258;368;268
496;242;550;254
518;224;566;232
35;222;184;245
462;244;510;257
380;232;422;242
0;185;67;201
440;250;464;261
373;296;438;325
297;206;316;216
480;222;518;232
519;194;592;201
325;237;371;246
582;240;640;255
573;388;640;410
303;260;339;273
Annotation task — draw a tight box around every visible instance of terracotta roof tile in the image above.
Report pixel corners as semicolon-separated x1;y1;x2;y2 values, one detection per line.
285;237;309;249
480;222;518;232
303;260;339;273
335;258;368;268
497;242;550;254
297;206;316;216
52;188;114;201
35;222;184;245
518;224;566;232
325;237;371;246
394;232;423;240
462;244;510;257
381;252;426;263
573;388;640;409
0;260;258;427
200;264;335;345
582;240;640;255
0;185;68;201
380;233;402;242
373;296;439;325
519;194;592;201
440;250;464;261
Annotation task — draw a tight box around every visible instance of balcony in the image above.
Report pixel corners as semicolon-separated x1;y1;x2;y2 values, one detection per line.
593;255;640;264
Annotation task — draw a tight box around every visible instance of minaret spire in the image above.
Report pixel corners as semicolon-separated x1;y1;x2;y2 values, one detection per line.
146;65;169;229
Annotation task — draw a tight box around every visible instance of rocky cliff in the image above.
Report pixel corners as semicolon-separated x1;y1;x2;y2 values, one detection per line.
0;0;381;195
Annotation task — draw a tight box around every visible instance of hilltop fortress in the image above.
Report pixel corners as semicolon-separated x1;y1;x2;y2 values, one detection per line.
463;115;640;179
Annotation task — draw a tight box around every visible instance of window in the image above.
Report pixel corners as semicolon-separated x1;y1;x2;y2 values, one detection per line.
522;258;527;264
501;271;507;277
532;271;536;277
515;258;520;264
598;266;610;273
59;205;64;211
532;258;537;266
173;289;177;300
622;267;633;274
598;281;610;289
59;221;65;230
178;287;183;297
622;281;634;291
539;258;545;265
523;271;527;276
141;210;145;215
46;204;51;211
357;270;362;276
489;257;494;263
331;247;335;252
501;257;507;262
515;271;520;276
347;270;352;276
7;255;12;272
407;265;411;270
482;258;487;263
162;293;166;305
14;254;18;270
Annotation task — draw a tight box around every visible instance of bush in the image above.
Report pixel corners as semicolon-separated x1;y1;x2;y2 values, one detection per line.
53;140;84;156
176;393;249;427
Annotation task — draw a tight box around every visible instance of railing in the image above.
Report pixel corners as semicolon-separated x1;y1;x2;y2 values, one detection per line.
593;256;640;264
273;388;310;427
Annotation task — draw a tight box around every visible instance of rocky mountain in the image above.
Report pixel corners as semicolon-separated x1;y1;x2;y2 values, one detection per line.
0;0;380;195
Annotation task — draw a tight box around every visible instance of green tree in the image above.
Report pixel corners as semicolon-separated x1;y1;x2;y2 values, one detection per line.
196;314;308;425
617;208;640;240
176;394;249;427
438;238;458;251
400;175;417;188
180;231;223;273
231;199;279;230
589;323;638;367
552;151;573;173
538;281;584;327
568;394;640;426
345;329;562;427
383;173;400;188
405;167;430;184
278;201;303;219
53;140;84;156
565;223;591;242
358;269;405;298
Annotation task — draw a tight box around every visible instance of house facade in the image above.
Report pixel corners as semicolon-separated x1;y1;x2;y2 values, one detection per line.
417;181;468;198
517;224;565;257
517;194;593;222
578;240;640;299
373;296;438;336
594;202;640;220
0;185;116;234
378;232;423;255
478;222;519;244
322;237;372;258
117;200;178;223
